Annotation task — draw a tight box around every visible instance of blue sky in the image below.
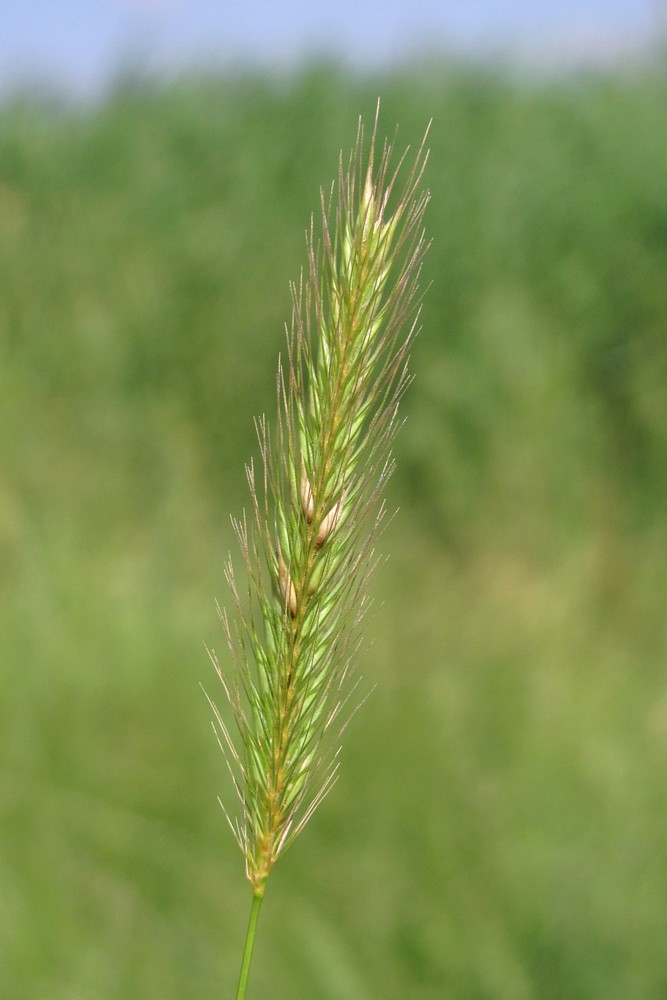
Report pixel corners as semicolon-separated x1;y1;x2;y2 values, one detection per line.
1;1;662;97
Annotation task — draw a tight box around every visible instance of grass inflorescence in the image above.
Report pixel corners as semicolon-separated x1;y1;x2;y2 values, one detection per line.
206;112;430;994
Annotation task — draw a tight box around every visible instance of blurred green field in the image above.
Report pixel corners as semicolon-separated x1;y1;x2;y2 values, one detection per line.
1;62;667;998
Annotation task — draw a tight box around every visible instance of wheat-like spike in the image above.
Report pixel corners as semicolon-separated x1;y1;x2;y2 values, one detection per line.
210;112;430;898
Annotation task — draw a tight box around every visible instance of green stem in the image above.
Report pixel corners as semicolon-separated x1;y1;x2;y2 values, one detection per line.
235;891;264;1000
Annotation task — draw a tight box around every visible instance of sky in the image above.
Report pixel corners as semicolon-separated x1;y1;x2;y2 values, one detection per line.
0;0;663;98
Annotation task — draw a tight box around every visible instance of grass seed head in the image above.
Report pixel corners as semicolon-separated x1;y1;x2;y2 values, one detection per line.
210;111;430;894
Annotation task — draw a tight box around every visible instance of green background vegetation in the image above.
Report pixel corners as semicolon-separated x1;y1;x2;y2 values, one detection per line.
1;62;666;998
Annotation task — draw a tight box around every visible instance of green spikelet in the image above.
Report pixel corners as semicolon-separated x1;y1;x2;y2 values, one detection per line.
207;113;430;899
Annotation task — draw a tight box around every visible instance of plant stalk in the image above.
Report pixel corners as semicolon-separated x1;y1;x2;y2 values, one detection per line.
235;890;264;1000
